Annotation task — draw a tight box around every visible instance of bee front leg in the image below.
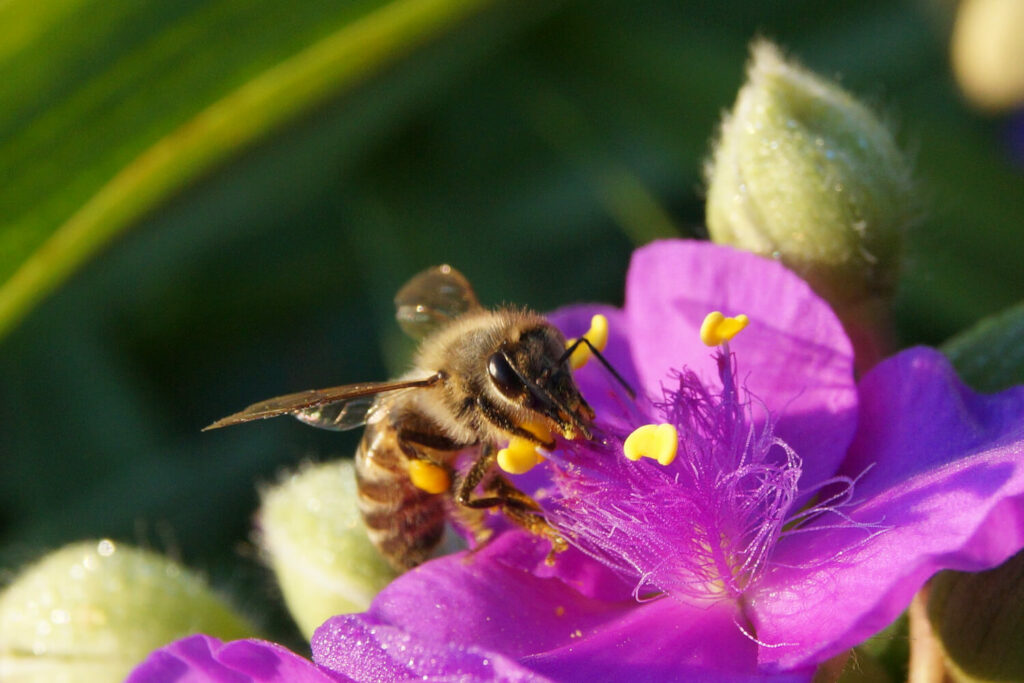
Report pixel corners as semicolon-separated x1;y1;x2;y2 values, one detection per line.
455;444;568;565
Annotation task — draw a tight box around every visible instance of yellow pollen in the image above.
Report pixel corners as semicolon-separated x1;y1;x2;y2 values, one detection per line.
567;314;609;370
408;459;450;494
623;423;679;466
497;437;545;474
521;420;553;442
700;311;749;347
497;420;552;474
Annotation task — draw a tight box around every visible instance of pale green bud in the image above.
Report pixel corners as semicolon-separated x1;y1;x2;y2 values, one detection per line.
0;540;255;683
706;41;916;365
258;459;398;639
927;551;1024;682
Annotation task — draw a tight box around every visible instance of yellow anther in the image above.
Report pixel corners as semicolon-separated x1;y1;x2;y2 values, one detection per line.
497;437;545;474
700;311;749;347
623;423;679;466
408;459;450;494
497;420;552;474
567;314;609;370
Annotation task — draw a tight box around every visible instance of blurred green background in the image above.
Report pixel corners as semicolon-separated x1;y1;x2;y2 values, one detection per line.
1;0;1021;646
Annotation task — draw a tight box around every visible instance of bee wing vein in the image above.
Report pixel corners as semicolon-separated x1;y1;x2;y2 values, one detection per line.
203;375;441;431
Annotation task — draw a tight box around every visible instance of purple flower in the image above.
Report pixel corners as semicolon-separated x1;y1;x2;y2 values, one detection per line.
313;241;1024;680
131;240;1024;681
126;634;345;682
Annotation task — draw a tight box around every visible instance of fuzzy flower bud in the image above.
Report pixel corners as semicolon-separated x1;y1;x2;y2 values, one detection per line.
0;540;254;682
705;41;915;368
258;460;397;639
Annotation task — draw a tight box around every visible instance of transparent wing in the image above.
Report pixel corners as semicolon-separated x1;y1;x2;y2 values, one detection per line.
293;393;383;431
394;264;481;340
203;375;442;431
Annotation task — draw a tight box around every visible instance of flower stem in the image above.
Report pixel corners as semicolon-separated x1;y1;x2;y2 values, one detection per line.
907;587;949;683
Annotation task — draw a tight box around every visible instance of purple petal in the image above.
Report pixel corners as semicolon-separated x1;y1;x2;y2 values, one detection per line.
127;634;346;683
624;240;857;491
839;347;1024;500
748;348;1024;671
523;598;813;682
314;617;550;682
503;533;636;603
547;303;640;428
314;532;811;682
323;533;633;659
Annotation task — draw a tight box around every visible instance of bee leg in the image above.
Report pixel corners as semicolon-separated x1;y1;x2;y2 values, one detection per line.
455;446;568;565
395;427;467;454
390;418;492;546
393;416;472;484
484;475;569;565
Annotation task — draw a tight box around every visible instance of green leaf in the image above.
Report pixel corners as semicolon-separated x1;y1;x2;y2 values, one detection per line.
0;0;498;340
942;300;1024;393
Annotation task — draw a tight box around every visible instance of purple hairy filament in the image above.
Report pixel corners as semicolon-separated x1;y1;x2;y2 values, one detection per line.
549;350;826;604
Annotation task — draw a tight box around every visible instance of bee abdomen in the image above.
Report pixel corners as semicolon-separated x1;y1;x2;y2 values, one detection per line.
355;422;446;572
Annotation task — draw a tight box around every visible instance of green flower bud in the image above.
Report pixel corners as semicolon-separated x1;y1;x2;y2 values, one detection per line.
927;551;1024;682
0;540;255;682
258;460;398;639
706;41;916;368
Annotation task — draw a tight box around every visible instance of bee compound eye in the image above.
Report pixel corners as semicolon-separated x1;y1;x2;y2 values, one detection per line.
487;352;525;397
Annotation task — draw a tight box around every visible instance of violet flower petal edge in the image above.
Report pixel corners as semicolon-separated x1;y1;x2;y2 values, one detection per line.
750;347;1024;671
126;633;347;683
313;533;812;682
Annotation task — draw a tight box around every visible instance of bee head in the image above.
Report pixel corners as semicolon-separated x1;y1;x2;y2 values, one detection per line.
486;325;594;441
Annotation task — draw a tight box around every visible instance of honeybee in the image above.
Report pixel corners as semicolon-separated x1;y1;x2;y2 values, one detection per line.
205;265;622;571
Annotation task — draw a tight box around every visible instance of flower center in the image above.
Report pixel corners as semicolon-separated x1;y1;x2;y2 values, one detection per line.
549;311;804;602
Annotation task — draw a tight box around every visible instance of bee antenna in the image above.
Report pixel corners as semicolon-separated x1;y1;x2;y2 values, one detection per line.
561;339;636;400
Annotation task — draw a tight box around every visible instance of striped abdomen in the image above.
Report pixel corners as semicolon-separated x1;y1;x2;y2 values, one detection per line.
354;419;447;572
